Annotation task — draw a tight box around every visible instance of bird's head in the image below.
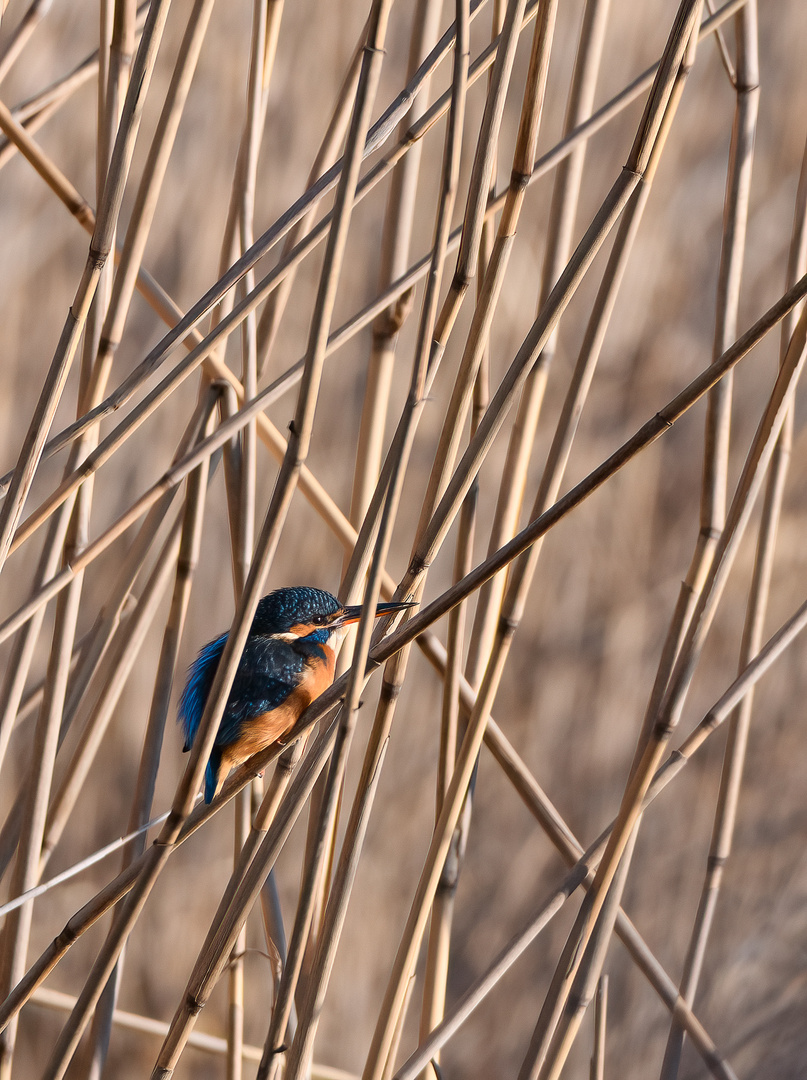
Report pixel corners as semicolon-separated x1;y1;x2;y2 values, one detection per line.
253;586;413;647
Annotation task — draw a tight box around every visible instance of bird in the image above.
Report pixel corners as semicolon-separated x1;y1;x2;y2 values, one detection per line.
178;586;411;803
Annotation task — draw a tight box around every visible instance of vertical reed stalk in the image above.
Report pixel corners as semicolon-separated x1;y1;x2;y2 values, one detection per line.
0;0;172;576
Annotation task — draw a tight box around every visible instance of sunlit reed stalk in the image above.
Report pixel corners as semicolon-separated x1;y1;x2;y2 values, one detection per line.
0;0;497;485
290;12;375;1010
256;4;358;376
510;20;705;1075
347;0;440;530
87;399;214;1080
395;579;807;1080
465;0;610;683
224;2;274;1072
284;15;469;1080
141;8;396;1077
0;8;801;1075
520;270;807;1080
2;375;805;1057
363;7;731;1071
0;0;172;578
0;5;142;1063
28;986;358;1079
0;0;742;519
660;39;801;1080
0;0;52;84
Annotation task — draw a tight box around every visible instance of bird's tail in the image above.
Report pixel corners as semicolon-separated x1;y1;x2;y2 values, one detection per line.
204;747;222;804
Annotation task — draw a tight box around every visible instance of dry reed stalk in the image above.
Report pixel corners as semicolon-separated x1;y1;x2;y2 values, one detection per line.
199;256;804;1076
279;12;470;1076
255;6;359;374
478;708;727;1074
0;0;171;577
0;390;218;885
590;976;607;1080
0;95;94;224
405;0;707;603
133;7;396;1075
335;0;539;885
0;733;294;1037
27;988;360;1079
465;0;611;682
88;0;217;449
2;56;96;130
391;827;738;1080
0;499;74;773
253;613;723;1078
376;266;807;683
338;4;548;1073
0;0;740;526
84;406;214;1080
223;3;274;1070
147;710;342;1078
3;441;804;1063
506;21;705;1074
361;135;652;1080
0;381;240;643
0;6;142;1061
361;9;747;1067
6;0;495;482
275;14;366;1009
0;26;144;801
0;535;83;1080
419;0;557;1066
0;12;799;1067
629;0;758;783
392;577;807;1080
346;0;440;527
0;313;107;1076
0;1;149;139
411;0;540;548
519;277;807;1080
660;47;803;1080
36;509;184;874
0;0;51;83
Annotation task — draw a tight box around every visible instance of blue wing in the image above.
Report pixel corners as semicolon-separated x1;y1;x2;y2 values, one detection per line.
178;632;228;752
216;635;303;744
178;631;304;752
179;631;307;803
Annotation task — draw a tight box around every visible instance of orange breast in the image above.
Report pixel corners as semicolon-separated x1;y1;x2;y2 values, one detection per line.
219;644;337;775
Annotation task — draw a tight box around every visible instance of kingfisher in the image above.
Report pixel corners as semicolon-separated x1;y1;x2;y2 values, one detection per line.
178;586;411;803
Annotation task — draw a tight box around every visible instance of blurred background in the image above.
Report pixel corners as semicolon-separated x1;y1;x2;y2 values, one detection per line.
1;0;807;1077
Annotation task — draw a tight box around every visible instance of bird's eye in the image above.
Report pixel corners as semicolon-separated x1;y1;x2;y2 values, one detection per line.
311;614;327;626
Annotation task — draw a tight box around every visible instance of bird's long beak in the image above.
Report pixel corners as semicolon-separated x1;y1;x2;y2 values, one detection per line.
332;600;415;628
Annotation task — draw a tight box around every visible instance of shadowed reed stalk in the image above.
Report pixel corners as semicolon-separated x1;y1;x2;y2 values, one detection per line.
591;976;607;1080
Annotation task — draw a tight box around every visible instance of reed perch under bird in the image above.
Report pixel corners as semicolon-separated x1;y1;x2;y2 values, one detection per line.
178;586;412;802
